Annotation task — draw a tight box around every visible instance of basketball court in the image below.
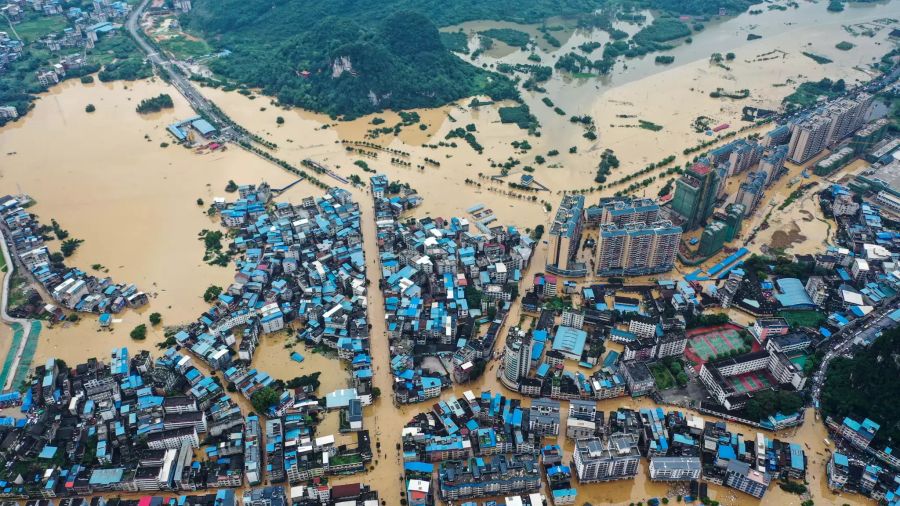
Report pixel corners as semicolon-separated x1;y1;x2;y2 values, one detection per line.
727;371;774;394
685;326;746;363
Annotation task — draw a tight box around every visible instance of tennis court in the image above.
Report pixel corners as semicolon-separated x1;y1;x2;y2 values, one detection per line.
686;327;746;362
727;371;773;394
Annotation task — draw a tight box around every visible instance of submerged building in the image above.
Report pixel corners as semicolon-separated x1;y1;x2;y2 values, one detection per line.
671;161;722;230
547;195;587;277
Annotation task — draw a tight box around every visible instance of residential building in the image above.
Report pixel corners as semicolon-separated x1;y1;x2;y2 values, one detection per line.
827;452;850;490
838;417;880;451
438;455;541;501
788;114;832;164
627;317;657;340
750;318;789;343
671;161;721;230
621;361;655;397
503;328;533;388
759;145;789;186
805;276;828;306
649;457;702;481
547;195;586;277
528;398;561;438
824;93;873;146
560;309;585;330
595;221;681;276
572;434;640;483
724;460;771;499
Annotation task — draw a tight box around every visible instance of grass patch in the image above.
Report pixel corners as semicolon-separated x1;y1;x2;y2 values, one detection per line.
0;246;6;273
13;14;68;43
779;310;826;328
330;453;363;466
158;35;214;59
649;363;676;390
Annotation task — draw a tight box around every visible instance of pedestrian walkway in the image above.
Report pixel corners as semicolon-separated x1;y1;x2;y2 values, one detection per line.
11;320;41;389
0;322;24;388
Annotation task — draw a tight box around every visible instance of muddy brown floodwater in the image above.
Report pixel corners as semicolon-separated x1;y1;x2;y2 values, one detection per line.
1;1;897;504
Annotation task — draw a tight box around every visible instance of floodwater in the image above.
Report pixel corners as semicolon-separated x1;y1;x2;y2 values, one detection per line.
251;332;349;396
0;78;300;365
0;1;897;504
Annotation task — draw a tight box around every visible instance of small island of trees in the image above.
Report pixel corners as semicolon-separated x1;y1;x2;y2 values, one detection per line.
136;94;175;114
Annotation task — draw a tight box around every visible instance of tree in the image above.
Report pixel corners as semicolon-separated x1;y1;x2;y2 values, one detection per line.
285;372;321;390
821;325;900;446
372;387;381;398
203;285;223;303
276;116;285;125
464;285;482;309
149;312;162;325
250;386;280;414
130;324;147;340
85;104;96;113
135;94;174;114
744;390;803;421
197;198;204;206
225;180;238;193
725;52;735;61
60;238;84;257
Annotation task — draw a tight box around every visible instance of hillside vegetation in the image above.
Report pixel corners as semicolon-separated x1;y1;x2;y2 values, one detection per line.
821;324;900;447
184;0;759;117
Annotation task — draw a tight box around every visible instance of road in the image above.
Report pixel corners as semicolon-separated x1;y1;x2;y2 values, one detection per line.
125;0;242;141
0;228;35;391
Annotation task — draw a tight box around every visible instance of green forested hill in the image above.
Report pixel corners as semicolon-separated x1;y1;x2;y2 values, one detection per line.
184;0;757;117
184;1;606;117
188;0;605;35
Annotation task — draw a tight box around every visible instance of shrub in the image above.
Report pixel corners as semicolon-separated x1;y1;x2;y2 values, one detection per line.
130;324;147;340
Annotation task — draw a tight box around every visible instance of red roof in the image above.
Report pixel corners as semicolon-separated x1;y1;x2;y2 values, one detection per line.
691;162;711;176
332;483;362;499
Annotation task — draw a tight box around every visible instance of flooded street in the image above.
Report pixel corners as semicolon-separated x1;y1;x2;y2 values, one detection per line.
0;1;897;503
